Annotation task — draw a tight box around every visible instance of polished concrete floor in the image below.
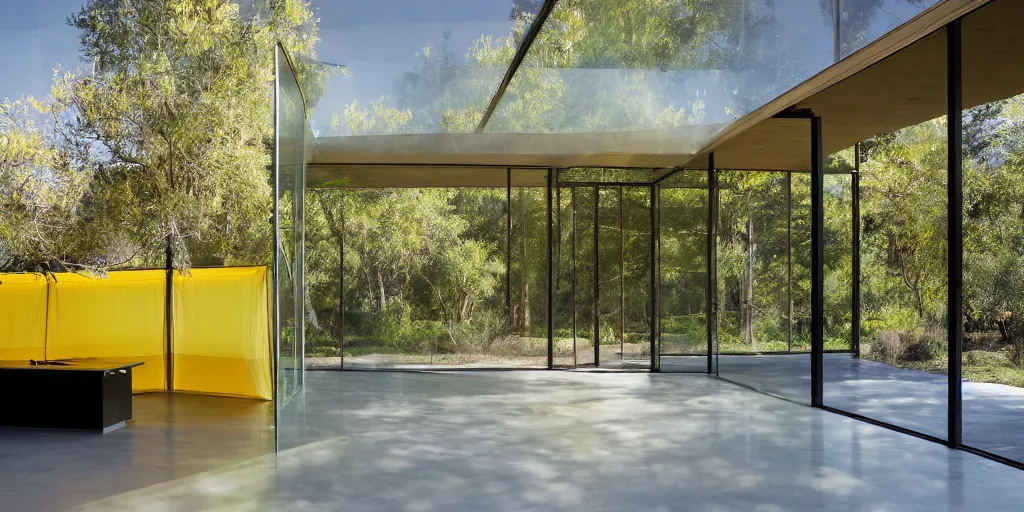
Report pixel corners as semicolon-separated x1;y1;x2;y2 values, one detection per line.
52;371;1024;511
664;353;1024;461
0;393;273;511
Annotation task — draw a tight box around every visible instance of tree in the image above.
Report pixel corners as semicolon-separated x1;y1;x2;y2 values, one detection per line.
45;0;320;271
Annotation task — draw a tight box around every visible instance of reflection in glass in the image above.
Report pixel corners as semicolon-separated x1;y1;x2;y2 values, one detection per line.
276;46;306;406
489;0;833;139
659;171;709;373
960;1;1024;463
824;114;948;440
715;171;810;403
840;0;941;58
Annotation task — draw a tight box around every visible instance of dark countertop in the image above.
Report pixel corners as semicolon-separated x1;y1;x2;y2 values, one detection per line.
0;359;145;372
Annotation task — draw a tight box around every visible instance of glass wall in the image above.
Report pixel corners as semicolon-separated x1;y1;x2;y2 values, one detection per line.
554;172;651;369
659;171;709;373
488;0;834;142
302;170;549;370
716;171;811;403
840;0;942;59
823;29;948;439
275;45;306;408
960;0;1024;464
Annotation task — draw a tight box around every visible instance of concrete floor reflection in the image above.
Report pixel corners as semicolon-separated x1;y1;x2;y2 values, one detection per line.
0;393;273;511
665;353;1024;462
74;371;1024;511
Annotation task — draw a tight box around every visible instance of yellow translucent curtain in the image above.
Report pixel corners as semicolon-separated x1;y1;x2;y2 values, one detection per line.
172;267;272;400
0;273;48;361
46;270;167;392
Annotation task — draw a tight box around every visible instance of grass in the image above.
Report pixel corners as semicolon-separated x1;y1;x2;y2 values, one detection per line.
862;340;1024;388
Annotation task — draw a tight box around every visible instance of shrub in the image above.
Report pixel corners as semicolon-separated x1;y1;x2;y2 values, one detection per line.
870;327;946;365
872;331;903;364
901;326;946;363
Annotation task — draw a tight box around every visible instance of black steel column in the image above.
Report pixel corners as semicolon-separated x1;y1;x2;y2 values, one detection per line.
811;115;824;408
707;154;717;374
593;185;600;367
164;237;173;392
547;169;555;369
947;19;963;448
506;168;512;321
852;144;861;359
650;183;660;371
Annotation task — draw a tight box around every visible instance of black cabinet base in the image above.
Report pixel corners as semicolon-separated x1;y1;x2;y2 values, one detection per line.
0;365;136;432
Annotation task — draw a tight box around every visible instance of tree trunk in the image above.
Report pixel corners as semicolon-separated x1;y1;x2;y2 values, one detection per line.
521;188;530;332
743;217;757;351
376;267;386;312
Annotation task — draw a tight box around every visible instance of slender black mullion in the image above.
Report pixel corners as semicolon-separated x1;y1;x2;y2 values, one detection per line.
594;185;600;367
811;115;824;408
852;145;861;359
620;186;625;363
506;168;512;321
571;187;578;367
947;19;963;448
344;191;348;368
547;169;555;369
787;172;793;353
650;183;660;371
476;0;558;132
707;154;717;374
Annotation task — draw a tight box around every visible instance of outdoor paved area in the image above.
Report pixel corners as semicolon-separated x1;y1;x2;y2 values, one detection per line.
664;353;1024;462
63;371;1024;511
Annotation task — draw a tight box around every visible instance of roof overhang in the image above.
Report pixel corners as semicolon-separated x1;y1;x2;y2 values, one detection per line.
309;0;1014;186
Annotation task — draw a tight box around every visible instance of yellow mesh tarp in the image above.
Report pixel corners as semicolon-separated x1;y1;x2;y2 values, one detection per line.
46;270;167;392
0;273;48;360
172;267;272;400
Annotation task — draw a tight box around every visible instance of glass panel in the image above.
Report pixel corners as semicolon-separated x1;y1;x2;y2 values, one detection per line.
559;168;654;184
659;171;709;373
487;0;834;140
323;171;547;369
961;2;1024;464
823;26;948;437
308;1;545;135
824;157;855;353
509;172;551;368
276;46;306;411
839;0;941;58
620;186;653;369
572;186;597;366
716;171;810;403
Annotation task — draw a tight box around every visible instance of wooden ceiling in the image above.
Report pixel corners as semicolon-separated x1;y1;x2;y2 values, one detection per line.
684;0;1022;171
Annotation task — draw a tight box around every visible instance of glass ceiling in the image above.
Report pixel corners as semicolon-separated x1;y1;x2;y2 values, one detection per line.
305;0;940;154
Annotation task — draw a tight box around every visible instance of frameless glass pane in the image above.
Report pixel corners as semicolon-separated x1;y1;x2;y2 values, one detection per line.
716;171;810;403
823;52;948;440
277;47;305;410
486;0;834;143
308;0;544;136
961;1;1024;464
840;0;941;58
659;172;709;373
327;176;546;369
824;158;854;352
